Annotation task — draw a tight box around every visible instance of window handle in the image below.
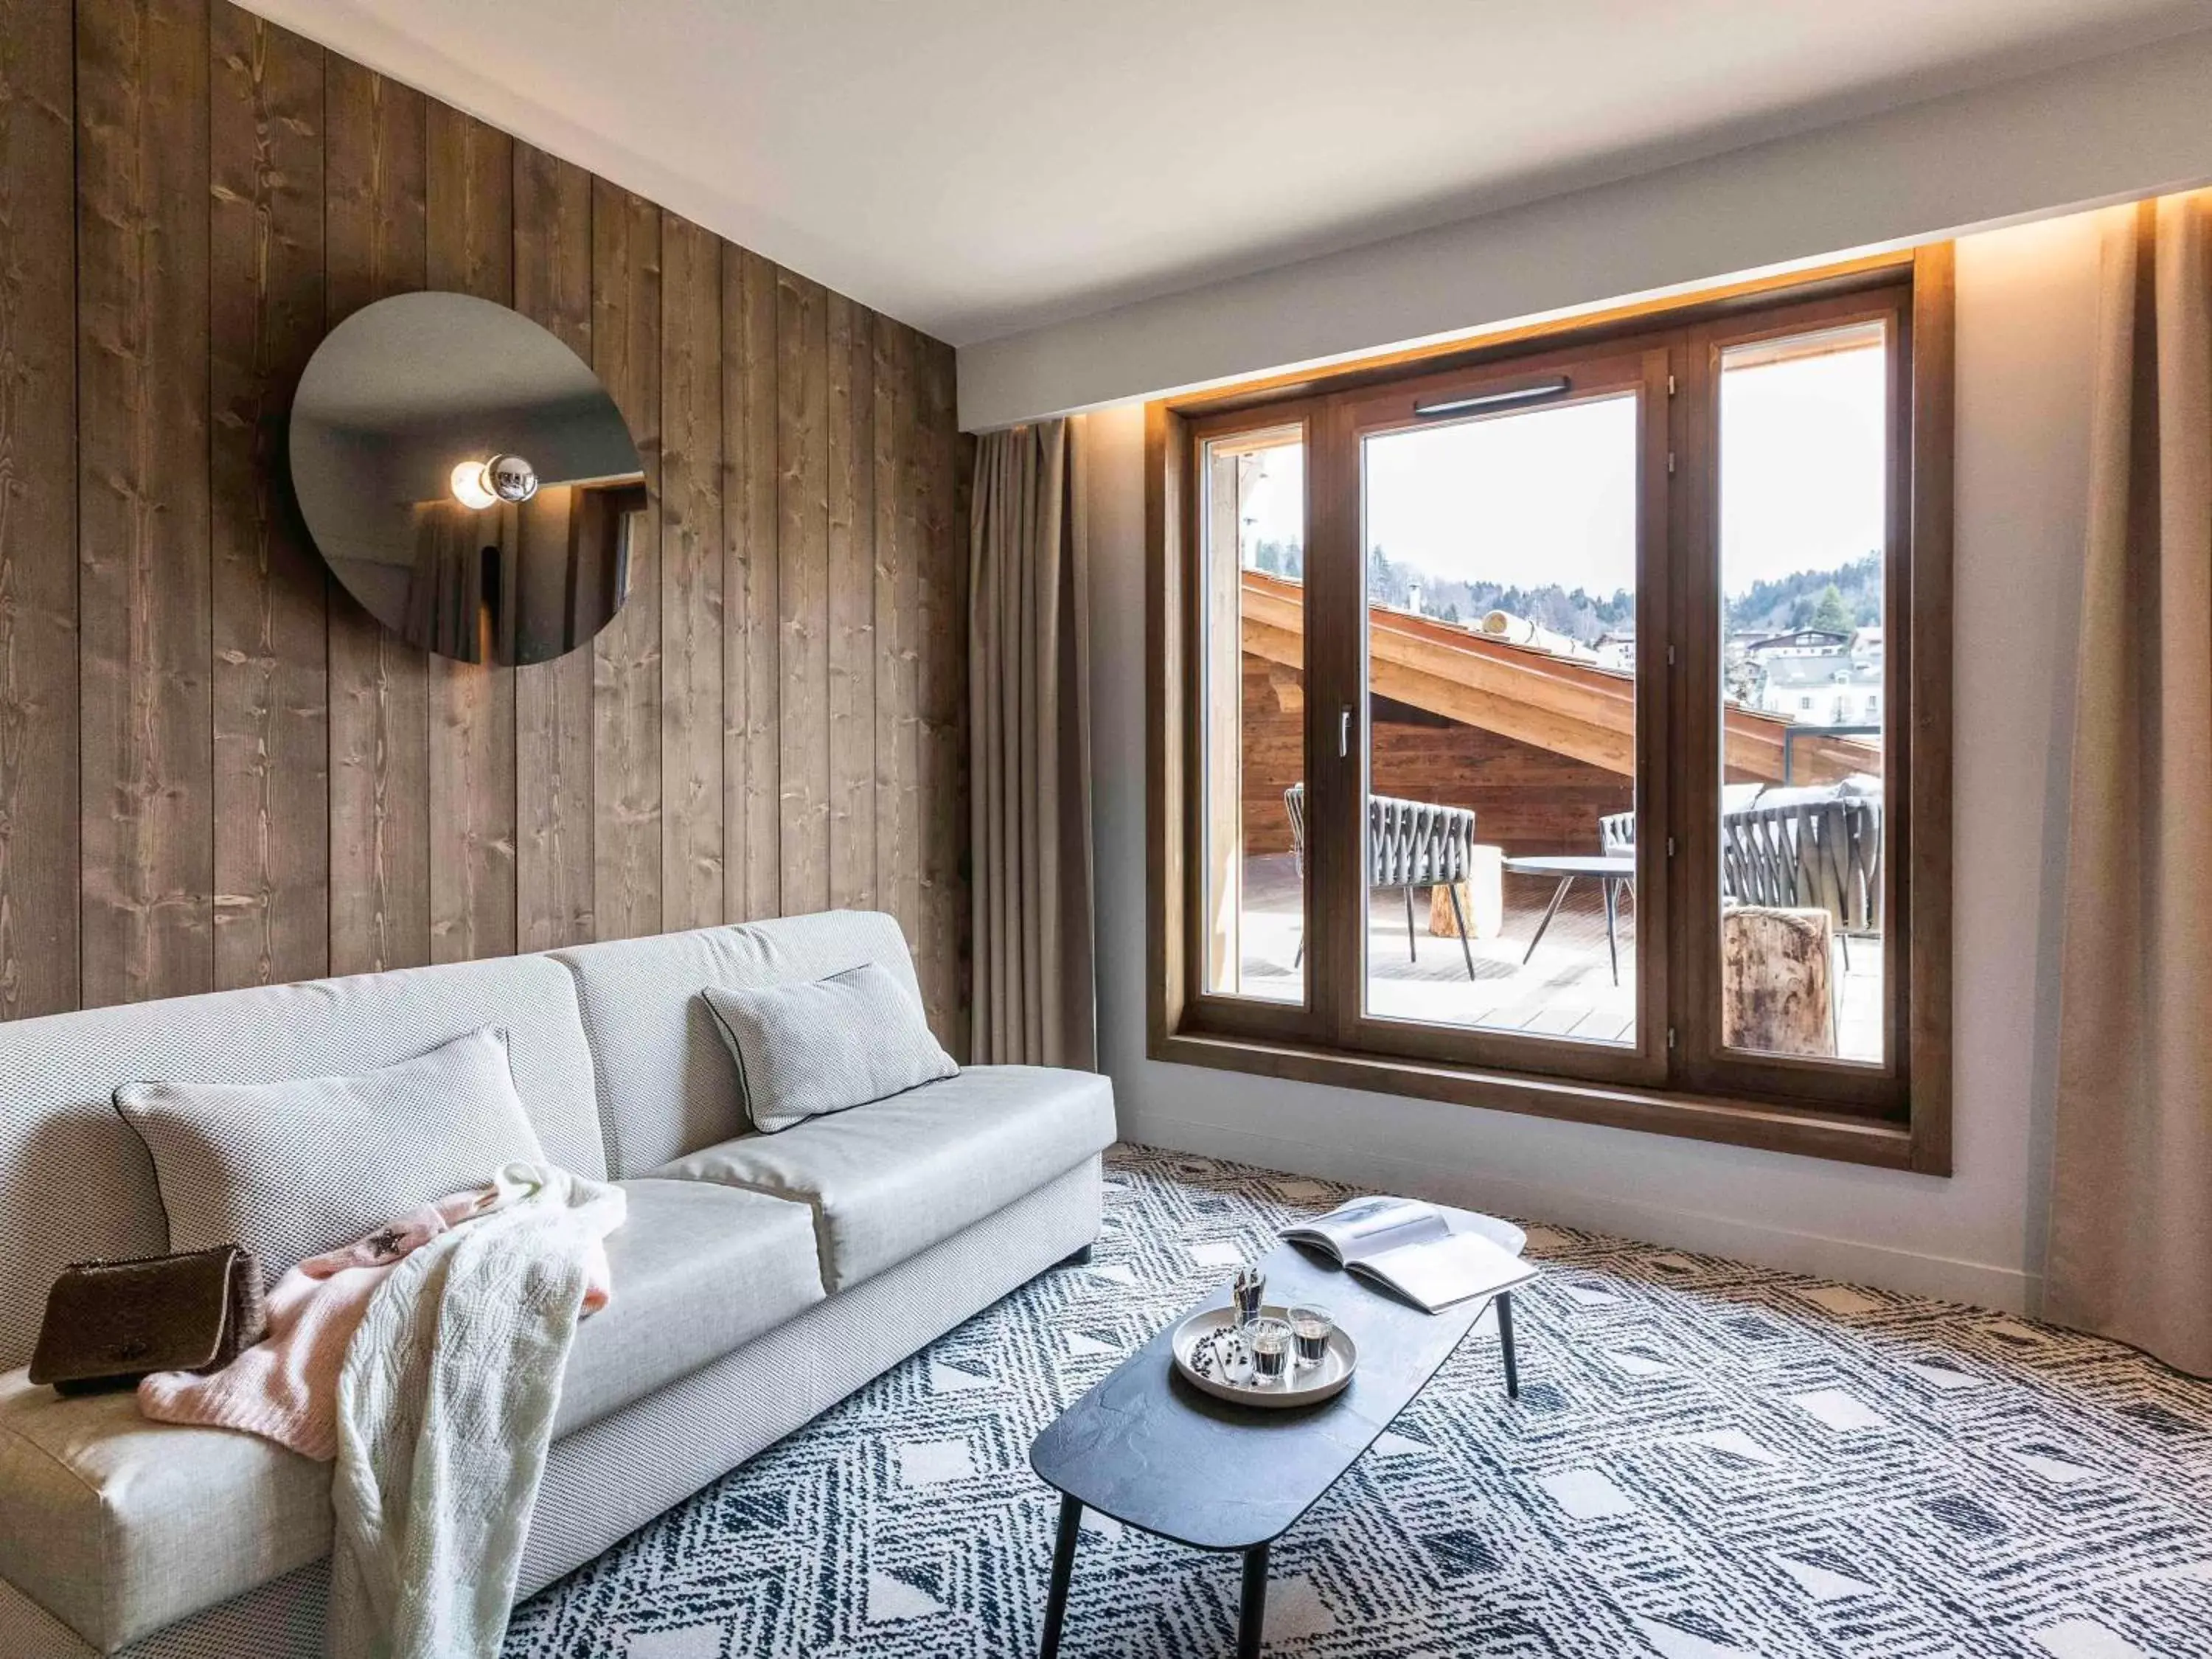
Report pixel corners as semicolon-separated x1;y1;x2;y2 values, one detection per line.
1339;706;1352;759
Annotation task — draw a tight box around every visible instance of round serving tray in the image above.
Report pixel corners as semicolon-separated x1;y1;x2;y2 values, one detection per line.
1170;1304;1358;1409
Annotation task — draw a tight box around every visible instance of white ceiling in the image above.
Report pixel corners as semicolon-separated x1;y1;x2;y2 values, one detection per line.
255;0;2212;347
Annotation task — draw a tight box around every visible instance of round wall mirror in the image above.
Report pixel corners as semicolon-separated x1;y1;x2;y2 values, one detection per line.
291;290;647;667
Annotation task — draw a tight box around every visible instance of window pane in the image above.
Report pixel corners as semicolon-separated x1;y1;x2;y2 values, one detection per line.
1359;394;1639;1043
1200;428;1305;1001
1717;321;1888;1063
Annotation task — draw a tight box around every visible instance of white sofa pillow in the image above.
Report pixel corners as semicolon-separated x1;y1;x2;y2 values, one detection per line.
114;1026;546;1273
700;963;957;1133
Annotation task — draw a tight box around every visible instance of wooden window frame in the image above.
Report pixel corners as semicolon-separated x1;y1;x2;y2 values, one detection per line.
1146;248;1954;1173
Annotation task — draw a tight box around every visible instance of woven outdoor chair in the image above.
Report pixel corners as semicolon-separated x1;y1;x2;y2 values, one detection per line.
1720;792;1882;967
1603;794;1882;966
1284;782;1478;979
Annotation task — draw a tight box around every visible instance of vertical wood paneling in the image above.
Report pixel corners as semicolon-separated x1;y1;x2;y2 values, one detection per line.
659;214;723;931
77;0;214;1008
7;6;970;1036
324;58;427;973
776;268;830;915
512;142;594;950
425;107;509;299
0;0;80;1022
424;104;514;964
827;292;875;908
0;0;80;1019
590;179;661;939
872;315;921;959
723;245;779;920
209;2;325;992
916;336;967;1051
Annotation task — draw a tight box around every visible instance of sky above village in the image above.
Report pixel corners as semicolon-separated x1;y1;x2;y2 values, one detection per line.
1235;330;1888;602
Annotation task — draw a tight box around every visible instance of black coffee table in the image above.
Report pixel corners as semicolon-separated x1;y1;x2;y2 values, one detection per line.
1029;1212;1526;1657
1504;852;1637;985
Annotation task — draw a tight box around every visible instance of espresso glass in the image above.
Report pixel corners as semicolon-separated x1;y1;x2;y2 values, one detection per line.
1248;1317;1293;1384
1288;1304;1334;1371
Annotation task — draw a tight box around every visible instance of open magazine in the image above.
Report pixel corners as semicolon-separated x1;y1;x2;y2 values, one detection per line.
1281;1196;1537;1314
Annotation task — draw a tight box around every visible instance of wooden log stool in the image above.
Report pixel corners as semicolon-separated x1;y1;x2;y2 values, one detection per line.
1721;905;1836;1057
1428;844;1505;940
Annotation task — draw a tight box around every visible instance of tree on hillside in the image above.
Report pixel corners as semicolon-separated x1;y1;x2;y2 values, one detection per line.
1368;545;1396;604
1729;552;1881;633
1807;582;1853;634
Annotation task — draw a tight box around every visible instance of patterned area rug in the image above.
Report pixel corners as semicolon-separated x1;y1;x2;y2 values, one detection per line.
507;1145;2212;1658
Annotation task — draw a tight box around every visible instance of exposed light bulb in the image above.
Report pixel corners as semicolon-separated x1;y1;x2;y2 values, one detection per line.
450;459;497;510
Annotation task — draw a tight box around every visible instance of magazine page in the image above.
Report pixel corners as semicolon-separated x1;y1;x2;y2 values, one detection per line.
1280;1195;1450;1265
1350;1229;1539;1314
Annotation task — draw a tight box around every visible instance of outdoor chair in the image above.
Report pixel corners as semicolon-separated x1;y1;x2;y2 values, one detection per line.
1284;782;1478;978
1600;791;1882;964
1720;790;1882;967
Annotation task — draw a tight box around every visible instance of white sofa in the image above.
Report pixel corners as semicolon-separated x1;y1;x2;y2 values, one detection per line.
0;911;1115;1658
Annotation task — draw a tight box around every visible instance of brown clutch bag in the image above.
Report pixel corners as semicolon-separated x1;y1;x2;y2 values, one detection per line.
28;1245;268;1394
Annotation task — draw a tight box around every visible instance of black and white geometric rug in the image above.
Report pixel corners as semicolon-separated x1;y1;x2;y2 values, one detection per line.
507;1145;2212;1658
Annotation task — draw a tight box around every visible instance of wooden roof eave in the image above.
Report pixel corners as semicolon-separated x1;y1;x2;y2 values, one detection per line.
1239;568;1879;786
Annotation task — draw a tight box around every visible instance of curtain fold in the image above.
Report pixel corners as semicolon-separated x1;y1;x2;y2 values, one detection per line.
2047;194;2212;1377
968;418;1097;1069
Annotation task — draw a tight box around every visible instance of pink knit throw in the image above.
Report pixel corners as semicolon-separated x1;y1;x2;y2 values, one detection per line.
137;1183;612;1462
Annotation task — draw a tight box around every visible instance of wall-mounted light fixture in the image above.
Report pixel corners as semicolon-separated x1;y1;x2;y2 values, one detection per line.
448;453;540;509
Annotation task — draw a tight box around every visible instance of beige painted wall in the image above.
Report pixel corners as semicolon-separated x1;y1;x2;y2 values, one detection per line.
1082;209;2108;1310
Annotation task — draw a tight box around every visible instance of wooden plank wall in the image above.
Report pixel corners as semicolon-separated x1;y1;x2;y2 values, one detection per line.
0;0;973;1051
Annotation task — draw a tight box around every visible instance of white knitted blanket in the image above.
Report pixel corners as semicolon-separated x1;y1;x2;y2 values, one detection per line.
329;1163;627;1659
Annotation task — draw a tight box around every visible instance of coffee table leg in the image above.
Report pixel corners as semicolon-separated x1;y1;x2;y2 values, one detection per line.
1520;877;1573;964
1238;1542;1270;1659
1497;1290;1520;1399
1039;1494;1082;1657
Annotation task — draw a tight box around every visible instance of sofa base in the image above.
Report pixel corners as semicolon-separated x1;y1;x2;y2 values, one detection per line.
518;1154;1101;1593
0;1156;1103;1658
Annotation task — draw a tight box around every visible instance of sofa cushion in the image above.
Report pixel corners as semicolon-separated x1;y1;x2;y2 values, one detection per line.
0;953;604;1373
0;1179;824;1650
650;1065;1116;1290
0;1368;331;1652
701;963;957;1133
555;1179;825;1436
116;1026;548;1272
553;911;926;1176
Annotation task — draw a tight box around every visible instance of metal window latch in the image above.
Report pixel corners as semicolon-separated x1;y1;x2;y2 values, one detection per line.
1338;706;1352;759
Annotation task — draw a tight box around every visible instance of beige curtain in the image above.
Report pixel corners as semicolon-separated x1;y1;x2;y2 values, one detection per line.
969;418;1097;1068
2048;194;2212;1377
